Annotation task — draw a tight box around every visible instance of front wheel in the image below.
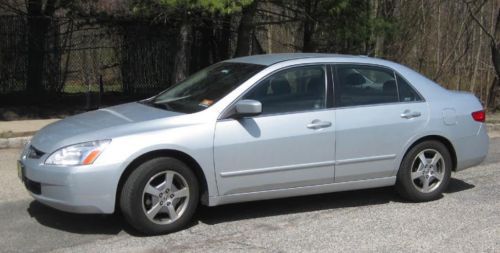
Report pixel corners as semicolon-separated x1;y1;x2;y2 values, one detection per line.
396;140;452;202
120;157;199;235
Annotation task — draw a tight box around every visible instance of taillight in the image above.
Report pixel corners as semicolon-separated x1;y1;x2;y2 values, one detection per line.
471;110;485;122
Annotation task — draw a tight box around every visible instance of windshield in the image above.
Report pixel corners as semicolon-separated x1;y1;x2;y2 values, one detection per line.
149;62;265;113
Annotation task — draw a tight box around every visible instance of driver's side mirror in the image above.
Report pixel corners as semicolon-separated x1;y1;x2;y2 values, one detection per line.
233;99;262;118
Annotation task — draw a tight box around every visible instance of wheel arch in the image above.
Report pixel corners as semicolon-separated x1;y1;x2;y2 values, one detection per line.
115;149;209;212
402;135;457;171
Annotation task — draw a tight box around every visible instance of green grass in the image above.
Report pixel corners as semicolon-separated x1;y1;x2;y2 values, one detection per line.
0;131;15;138
62;83;122;93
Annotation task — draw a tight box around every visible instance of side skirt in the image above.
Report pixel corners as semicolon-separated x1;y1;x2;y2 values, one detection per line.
207;176;396;206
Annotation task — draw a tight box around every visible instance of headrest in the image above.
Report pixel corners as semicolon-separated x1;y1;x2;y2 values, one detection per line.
271;77;291;95
307;76;323;93
383;80;397;93
345;73;365;86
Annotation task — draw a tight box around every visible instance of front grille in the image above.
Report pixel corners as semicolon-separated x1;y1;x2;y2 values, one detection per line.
27;146;45;159
24;178;41;195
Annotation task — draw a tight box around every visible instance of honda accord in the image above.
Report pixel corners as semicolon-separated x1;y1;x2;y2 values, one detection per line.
18;53;489;234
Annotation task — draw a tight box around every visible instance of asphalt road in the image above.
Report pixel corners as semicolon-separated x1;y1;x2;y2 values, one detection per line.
1;138;499;253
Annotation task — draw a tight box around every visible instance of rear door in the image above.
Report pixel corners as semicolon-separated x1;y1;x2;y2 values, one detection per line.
332;64;428;182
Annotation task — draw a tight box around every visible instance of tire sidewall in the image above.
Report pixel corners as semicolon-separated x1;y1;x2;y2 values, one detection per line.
123;157;199;234
397;141;452;201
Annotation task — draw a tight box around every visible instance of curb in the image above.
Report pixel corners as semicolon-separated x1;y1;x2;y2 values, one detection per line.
0;136;31;149
488;123;500;132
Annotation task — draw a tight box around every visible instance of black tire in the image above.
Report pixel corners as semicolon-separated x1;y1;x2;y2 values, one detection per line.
120;157;199;235
396;140;452;202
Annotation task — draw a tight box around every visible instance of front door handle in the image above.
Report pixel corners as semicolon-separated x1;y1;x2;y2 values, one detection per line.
401;110;421;119
307;119;332;129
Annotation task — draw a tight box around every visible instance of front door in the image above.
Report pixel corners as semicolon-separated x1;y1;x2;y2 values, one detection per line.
214;65;336;195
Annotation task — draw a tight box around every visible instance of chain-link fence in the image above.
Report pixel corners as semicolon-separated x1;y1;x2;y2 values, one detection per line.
120;24;178;94
0;16;27;94
0;15;179;98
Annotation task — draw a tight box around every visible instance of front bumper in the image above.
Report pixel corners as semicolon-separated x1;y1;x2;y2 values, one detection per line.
18;157;120;214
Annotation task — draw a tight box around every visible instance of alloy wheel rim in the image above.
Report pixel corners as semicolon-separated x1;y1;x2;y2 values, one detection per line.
142;170;190;225
410;149;445;193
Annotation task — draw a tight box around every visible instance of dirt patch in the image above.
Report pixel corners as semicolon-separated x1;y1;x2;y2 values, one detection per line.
487;113;500;124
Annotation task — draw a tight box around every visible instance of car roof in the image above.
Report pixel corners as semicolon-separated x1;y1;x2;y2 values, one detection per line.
223;53;451;102
224;53;363;66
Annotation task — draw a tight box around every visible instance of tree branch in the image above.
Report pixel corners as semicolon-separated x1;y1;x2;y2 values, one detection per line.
253;19;300;26
433;13;472;80
464;0;496;45
0;1;27;15
256;8;296;20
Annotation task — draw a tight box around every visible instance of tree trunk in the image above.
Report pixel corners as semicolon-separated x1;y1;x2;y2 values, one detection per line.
216;16;231;61
173;22;192;84
470;7;483;93
487;43;500;111
302;0;318;52
370;0;381;56
374;34;385;57
487;76;498;112
487;5;500;111
436;0;441;68
200;21;214;68
26;0;47;94
233;0;259;57
251;30;265;54
302;0;313;52
25;0;59;95
26;16;49;94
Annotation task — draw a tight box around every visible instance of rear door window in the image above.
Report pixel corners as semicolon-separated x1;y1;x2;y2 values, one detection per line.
335;64;399;107
397;74;423;102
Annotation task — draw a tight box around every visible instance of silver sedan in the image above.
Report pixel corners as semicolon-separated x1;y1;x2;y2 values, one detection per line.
18;53;489;235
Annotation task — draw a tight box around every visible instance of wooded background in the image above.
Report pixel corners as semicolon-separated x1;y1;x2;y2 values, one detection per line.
1;0;500;111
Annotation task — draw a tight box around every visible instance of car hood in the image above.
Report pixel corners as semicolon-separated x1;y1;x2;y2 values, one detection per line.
30;102;183;152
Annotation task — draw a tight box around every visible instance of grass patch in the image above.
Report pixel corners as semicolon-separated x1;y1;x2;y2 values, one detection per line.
62;83;123;93
0;131;15;138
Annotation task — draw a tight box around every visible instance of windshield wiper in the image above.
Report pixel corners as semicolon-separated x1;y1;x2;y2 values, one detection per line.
139;99;174;111
153;95;192;104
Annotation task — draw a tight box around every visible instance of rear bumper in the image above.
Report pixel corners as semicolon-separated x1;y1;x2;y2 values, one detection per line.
18;158;120;214
454;124;489;171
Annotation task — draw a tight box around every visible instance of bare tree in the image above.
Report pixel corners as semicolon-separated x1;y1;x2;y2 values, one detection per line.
234;0;260;57
465;0;500;110
173;22;192;84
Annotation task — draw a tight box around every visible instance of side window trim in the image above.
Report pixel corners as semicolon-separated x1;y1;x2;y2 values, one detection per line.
392;70;401;102
326;65;335;108
332;63;424;108
219;63;330;119
331;64;340;108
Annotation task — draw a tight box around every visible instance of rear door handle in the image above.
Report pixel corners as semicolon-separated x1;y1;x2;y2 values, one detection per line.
401;110;421;119
307;119;332;129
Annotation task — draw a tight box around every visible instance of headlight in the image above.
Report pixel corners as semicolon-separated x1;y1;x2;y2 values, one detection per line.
20;140;31;160
45;140;111;166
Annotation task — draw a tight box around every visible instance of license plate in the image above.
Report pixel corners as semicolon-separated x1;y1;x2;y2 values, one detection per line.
17;161;24;181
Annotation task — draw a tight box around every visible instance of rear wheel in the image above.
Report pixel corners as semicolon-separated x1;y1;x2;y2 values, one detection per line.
396;140;451;202
120;157;199;235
